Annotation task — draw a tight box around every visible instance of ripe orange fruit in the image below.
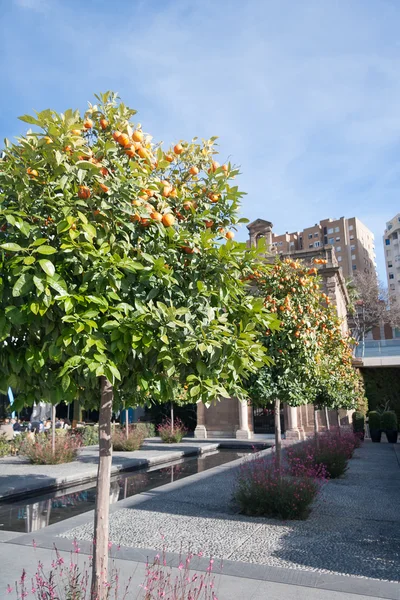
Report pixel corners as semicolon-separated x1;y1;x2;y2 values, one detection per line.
150;211;162;222
132;130;143;143
144;188;154;197
174;143;183;155
63;145;72;154
70;223;77;230
209;160;220;173
181;246;194;254
99;183;109;193
137;146;148;159
113;130;122;142
169;188;178;198
131;199;142;207
183;201;193;210
226;231;234;240
71;129;81;135
162;213;175;227
125;146;136;157
189;166;199;176
84;119;93;129
205;220;214;228
27;168;38;177
100;167;108;177
118;133;131;147
165;154;174;163
222;164;228;173
78;186;91;199
99;118;108;130
43;136;52;144
209;193;219;203
162;185;172;198
141;218;150;226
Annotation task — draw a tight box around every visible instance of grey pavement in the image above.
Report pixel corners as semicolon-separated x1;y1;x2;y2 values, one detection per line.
0;440;222;499
0;441;399;599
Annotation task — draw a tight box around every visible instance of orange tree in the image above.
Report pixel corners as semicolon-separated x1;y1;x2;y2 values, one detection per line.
0;92;274;598
248;257;359;465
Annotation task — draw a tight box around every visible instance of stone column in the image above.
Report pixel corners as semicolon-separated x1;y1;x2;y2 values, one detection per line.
285;404;302;440
236;399;253;439
194;401;208;439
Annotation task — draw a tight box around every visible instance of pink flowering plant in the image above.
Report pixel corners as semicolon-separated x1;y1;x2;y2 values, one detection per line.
112;425;146;452
19;434;82;465
157;419;187;444
234;453;323;520
9;541;219;600
287;430;359;480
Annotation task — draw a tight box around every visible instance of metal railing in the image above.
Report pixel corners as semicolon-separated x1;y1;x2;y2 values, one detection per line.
354;339;400;358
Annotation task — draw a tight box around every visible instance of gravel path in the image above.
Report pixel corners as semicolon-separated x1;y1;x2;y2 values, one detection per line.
62;441;400;582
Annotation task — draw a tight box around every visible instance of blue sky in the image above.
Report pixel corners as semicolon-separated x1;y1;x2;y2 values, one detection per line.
1;0;399;280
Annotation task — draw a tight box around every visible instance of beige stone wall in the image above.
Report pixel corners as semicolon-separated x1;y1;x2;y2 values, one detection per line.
203;397;239;438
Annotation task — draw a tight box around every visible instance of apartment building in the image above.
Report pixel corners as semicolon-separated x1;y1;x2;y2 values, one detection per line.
270;216;375;280
383;213;400;303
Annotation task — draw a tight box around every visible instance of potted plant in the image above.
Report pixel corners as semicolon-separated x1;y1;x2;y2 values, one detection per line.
352;411;365;441
381;411;398;444
368;411;381;443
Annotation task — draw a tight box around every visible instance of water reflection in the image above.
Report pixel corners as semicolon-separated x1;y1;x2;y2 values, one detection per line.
0;449;252;533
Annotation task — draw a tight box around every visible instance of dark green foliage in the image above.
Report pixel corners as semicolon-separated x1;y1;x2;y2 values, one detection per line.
362;368;400;426
368;411;381;431
381;411;398;431
352;411;365;433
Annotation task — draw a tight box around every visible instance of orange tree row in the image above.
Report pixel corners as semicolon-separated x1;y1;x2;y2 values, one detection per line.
247;258;365;463
0;92;277;599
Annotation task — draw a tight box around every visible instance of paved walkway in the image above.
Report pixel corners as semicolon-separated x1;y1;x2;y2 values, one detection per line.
0;441;399;599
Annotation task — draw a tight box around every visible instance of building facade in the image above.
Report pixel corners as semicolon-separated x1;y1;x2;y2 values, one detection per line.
195;218;354;440
383;213;400;305
269;216;376;280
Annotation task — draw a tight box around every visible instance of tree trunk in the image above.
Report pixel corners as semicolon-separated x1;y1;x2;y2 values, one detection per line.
72;399;82;429
274;398;282;472
91;377;113;600
171;402;174;433
51;405;56;456
125;408;129;440
314;405;320;450
336;410;341;435
324;407;330;431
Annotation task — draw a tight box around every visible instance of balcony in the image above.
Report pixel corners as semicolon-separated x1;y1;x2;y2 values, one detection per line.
354;339;400;366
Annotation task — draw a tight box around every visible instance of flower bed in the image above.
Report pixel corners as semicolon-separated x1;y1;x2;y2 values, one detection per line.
287;430;360;480
234;454;322;520
19;433;82;465
112;424;146;451
157;418;187;443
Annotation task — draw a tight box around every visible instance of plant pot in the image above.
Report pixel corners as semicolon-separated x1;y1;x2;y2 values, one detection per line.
370;429;381;443
385;430;398;444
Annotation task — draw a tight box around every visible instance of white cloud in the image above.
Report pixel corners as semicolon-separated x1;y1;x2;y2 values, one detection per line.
14;0;48;11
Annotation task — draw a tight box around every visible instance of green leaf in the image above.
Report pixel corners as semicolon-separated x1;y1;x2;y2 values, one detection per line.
61;374;71;392
32;238;48;247
77;211;88;224
24;256;36;265
12;274;31;297
19;114;40;125
33;275;45;293
82;223;96;238
30;302;39;315
37;245;57;255
47;278;67;297
190;385;201;397
39;259;55;277
0;243;22;252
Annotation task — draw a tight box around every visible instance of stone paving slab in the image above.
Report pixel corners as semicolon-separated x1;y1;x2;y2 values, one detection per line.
61;442;400;583
0;441;220;499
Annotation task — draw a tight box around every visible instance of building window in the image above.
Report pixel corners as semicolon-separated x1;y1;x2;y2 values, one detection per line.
328;237;334;244
308;233;313;239
386;239;390;245
349;225;354;231
388;224;393;230
352;265;357;270
289;241;295;247
314;241;321;248
388;262;393;268
336;237;340;242
309;243;313;248
352;254;356;260
314;232;319;238
350;245;355;251
338;256;342;262
389;273;394;279
334;227;340;233
350;235;354;240
336;246;341;252
390;283;396;290
387;249;390;257
278;241;283;246
328;228;334;234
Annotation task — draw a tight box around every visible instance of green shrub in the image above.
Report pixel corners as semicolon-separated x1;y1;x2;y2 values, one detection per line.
352;411;365;433
112;426;145;451
0;433;11;457
136;422;155;437
381;411;398;431
368;411;381;430
81;425;99;446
